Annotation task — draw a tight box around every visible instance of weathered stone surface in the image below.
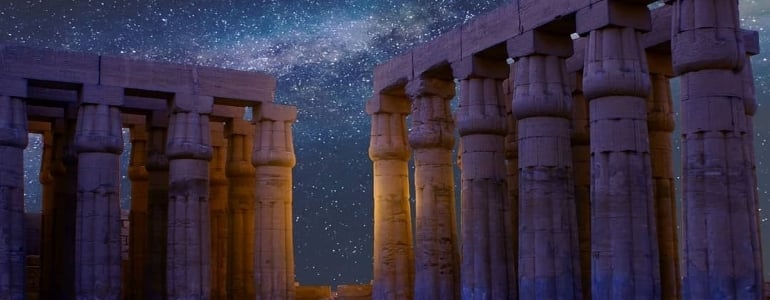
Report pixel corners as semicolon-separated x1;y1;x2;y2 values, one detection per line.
570;72;591;300
209;122;229;300
296;285;332;300
145;123;170;299
0;45;100;84
336;284;373;300
128;125;150;300
501;73;519;300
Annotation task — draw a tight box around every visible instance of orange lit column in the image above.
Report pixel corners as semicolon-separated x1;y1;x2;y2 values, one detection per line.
406;77;460;300
501;72;518;284
253;103;297;299
226;118;257;299
38;126;56;299
145;111;170;299
367;94;414;299
166;94;213;298
209;121;228;300
128;124;149;300
0;94;28;299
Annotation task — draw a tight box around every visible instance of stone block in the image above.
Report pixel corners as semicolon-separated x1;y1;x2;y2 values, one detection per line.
148;109;169;128
253;102;297;122
122;95;168;111
26;86;78;103
0;76;27;98
507;30;574;58
209;121;225;147
225;118;253;136
565;37;587;73
26;105;65;119
413;27;461;77
451;56;509;79
743;30;760;55
365;94;410;115
576;0;651;34
335;284;372;299
642;5;672;50
27;120;50;134
373;52;413;94
121;113;146;127
100;55;194;93
211;104;245;120
171;93;213;114
0;45;100;84
461;3;520;57
195;65;276;102
295;285;332;300
518;0;589;32
80;84;124;106
647;51;673;76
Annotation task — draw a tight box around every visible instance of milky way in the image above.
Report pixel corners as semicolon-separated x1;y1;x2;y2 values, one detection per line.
2;0;769;286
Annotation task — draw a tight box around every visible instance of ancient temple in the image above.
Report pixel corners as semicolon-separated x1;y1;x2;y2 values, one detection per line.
369;0;764;299
0;45;298;299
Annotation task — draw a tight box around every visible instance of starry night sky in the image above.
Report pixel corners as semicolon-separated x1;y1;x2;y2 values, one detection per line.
2;0;769;286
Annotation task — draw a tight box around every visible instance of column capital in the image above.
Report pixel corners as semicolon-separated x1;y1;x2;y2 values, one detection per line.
80;84;124;106
576;0;651;35
0;96;28;148
406;78;455;150
365;94;410;116
647;73;676;133
456;77;507;136
166;111;213;160
512;55;573;120
583;26;651;100
369;111;410;161
451;56;509;80
225;119;256;178
507;30;573;59
671;0;744;74
252;103;297;168
73;103;124;154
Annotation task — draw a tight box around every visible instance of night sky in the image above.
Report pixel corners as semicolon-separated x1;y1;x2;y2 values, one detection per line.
2;0;769;287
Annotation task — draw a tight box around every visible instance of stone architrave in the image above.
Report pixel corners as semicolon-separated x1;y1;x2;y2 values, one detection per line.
145;111;170;299
226;118;257;299
166;94;214;298
252;103;297;299
570;72;591;299
646;53;680;300
406;77;460;300
128;125;149;300
453;57;516;300
0;95;28;299
366;94;414;300
580;4;661;298
73;89;125;298
508;31;581;299
209;121;229;300
672;1;762;298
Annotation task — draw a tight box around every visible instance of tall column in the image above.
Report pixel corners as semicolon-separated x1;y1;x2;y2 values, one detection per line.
226;119;257;299
367;95;414;299
578;3;660;298
145;111;170;299
646;53;680;300
570;72;591;300
252;103;297;299
128;125;149;300
0;95;28;299
209;122;228;300
166;94;213;298
672;0;762;298
39;127;56;299
453;57;516;299
507;30;582;299
406;77;459;300
501;72;518;285
73;86;124;298
743;42;763;297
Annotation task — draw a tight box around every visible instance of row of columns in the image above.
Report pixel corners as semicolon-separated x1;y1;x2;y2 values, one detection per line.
368;1;762;299
0;91;298;298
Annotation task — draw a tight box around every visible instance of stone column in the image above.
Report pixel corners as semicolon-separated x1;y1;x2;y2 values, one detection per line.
672;1;762;298
366;95;414;300
145;111;170;299
743;40;763;297
252;103;297;299
646;53;680;300
453;57;516;299
507;30;582;299
570;72;591;300
502;72;518;283
406;77;459;300
209;122;228;300
128;125;149;300
165;94;213;298
73;86;125;298
578;3;660;298
226;119;257;299
38;127;56;299
0;95;28;299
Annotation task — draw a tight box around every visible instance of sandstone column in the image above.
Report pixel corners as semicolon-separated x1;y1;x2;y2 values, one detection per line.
743;40;763;297
128;125;149;300
646;53;680;300
39;127;56;299
672;1;762;298
209;122;228;300
366;94;414;300
406;77;459;300
145;111;170;299
73;86;125;298
578;3;661;298
501;73;518;283
166;94;213;298
453;57;516;299
253;103;297;299
0;95;28;299
570;72;591;300
226;118;257;299
507;30;581;299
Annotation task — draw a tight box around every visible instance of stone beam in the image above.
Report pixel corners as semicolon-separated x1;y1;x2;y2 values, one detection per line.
461;3;520;58
412;28;461;79
100;56;195;94
0;44;100;84
373;52;413;95
196;66;276;103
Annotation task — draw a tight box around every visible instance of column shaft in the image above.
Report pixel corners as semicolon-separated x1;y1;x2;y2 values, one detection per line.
0;96;28;299
39;130;55;299
128;125;149;300
406;78;459;300
570;72;591;300
502;76;519;291
209;122;228;300
145;122;169;299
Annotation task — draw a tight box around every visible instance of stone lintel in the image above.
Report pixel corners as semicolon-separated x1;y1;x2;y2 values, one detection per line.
641;5;672;51
171;93;213;114
743;30;760;56
518;0;589;32
413;28;461;78
148;109;169;128
122;95;167;111
121;113;146;127
80;84;124;106
100;55;194;94
647;51;674;76
27;86;78;103
507;30;574;59
253;102;297;122
0;44;100;84
27;120;51;134
373;52;413;94
566;37;588;73
209;121;226;147
196;65;276;102
461;3;521;57
211;104;245;121
0;76;27;98
26;105;64;120
451;56;509;79
225;118;253;136
365;94;411;115
576;0;651;34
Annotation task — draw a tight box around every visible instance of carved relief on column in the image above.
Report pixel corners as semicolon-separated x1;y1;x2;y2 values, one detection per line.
0;95;28;299
252;103;297;300
128;125;149;300
366;94;413;300
406;77;459;300
646;53;680;300
226;118;257;299
671;1;761;298
145;110;170;299
579;4;661;297
507;30;581;299
165;94;213;298
209;121;229;300
570;71;591;300
73;86;125;298
452;57;516;300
